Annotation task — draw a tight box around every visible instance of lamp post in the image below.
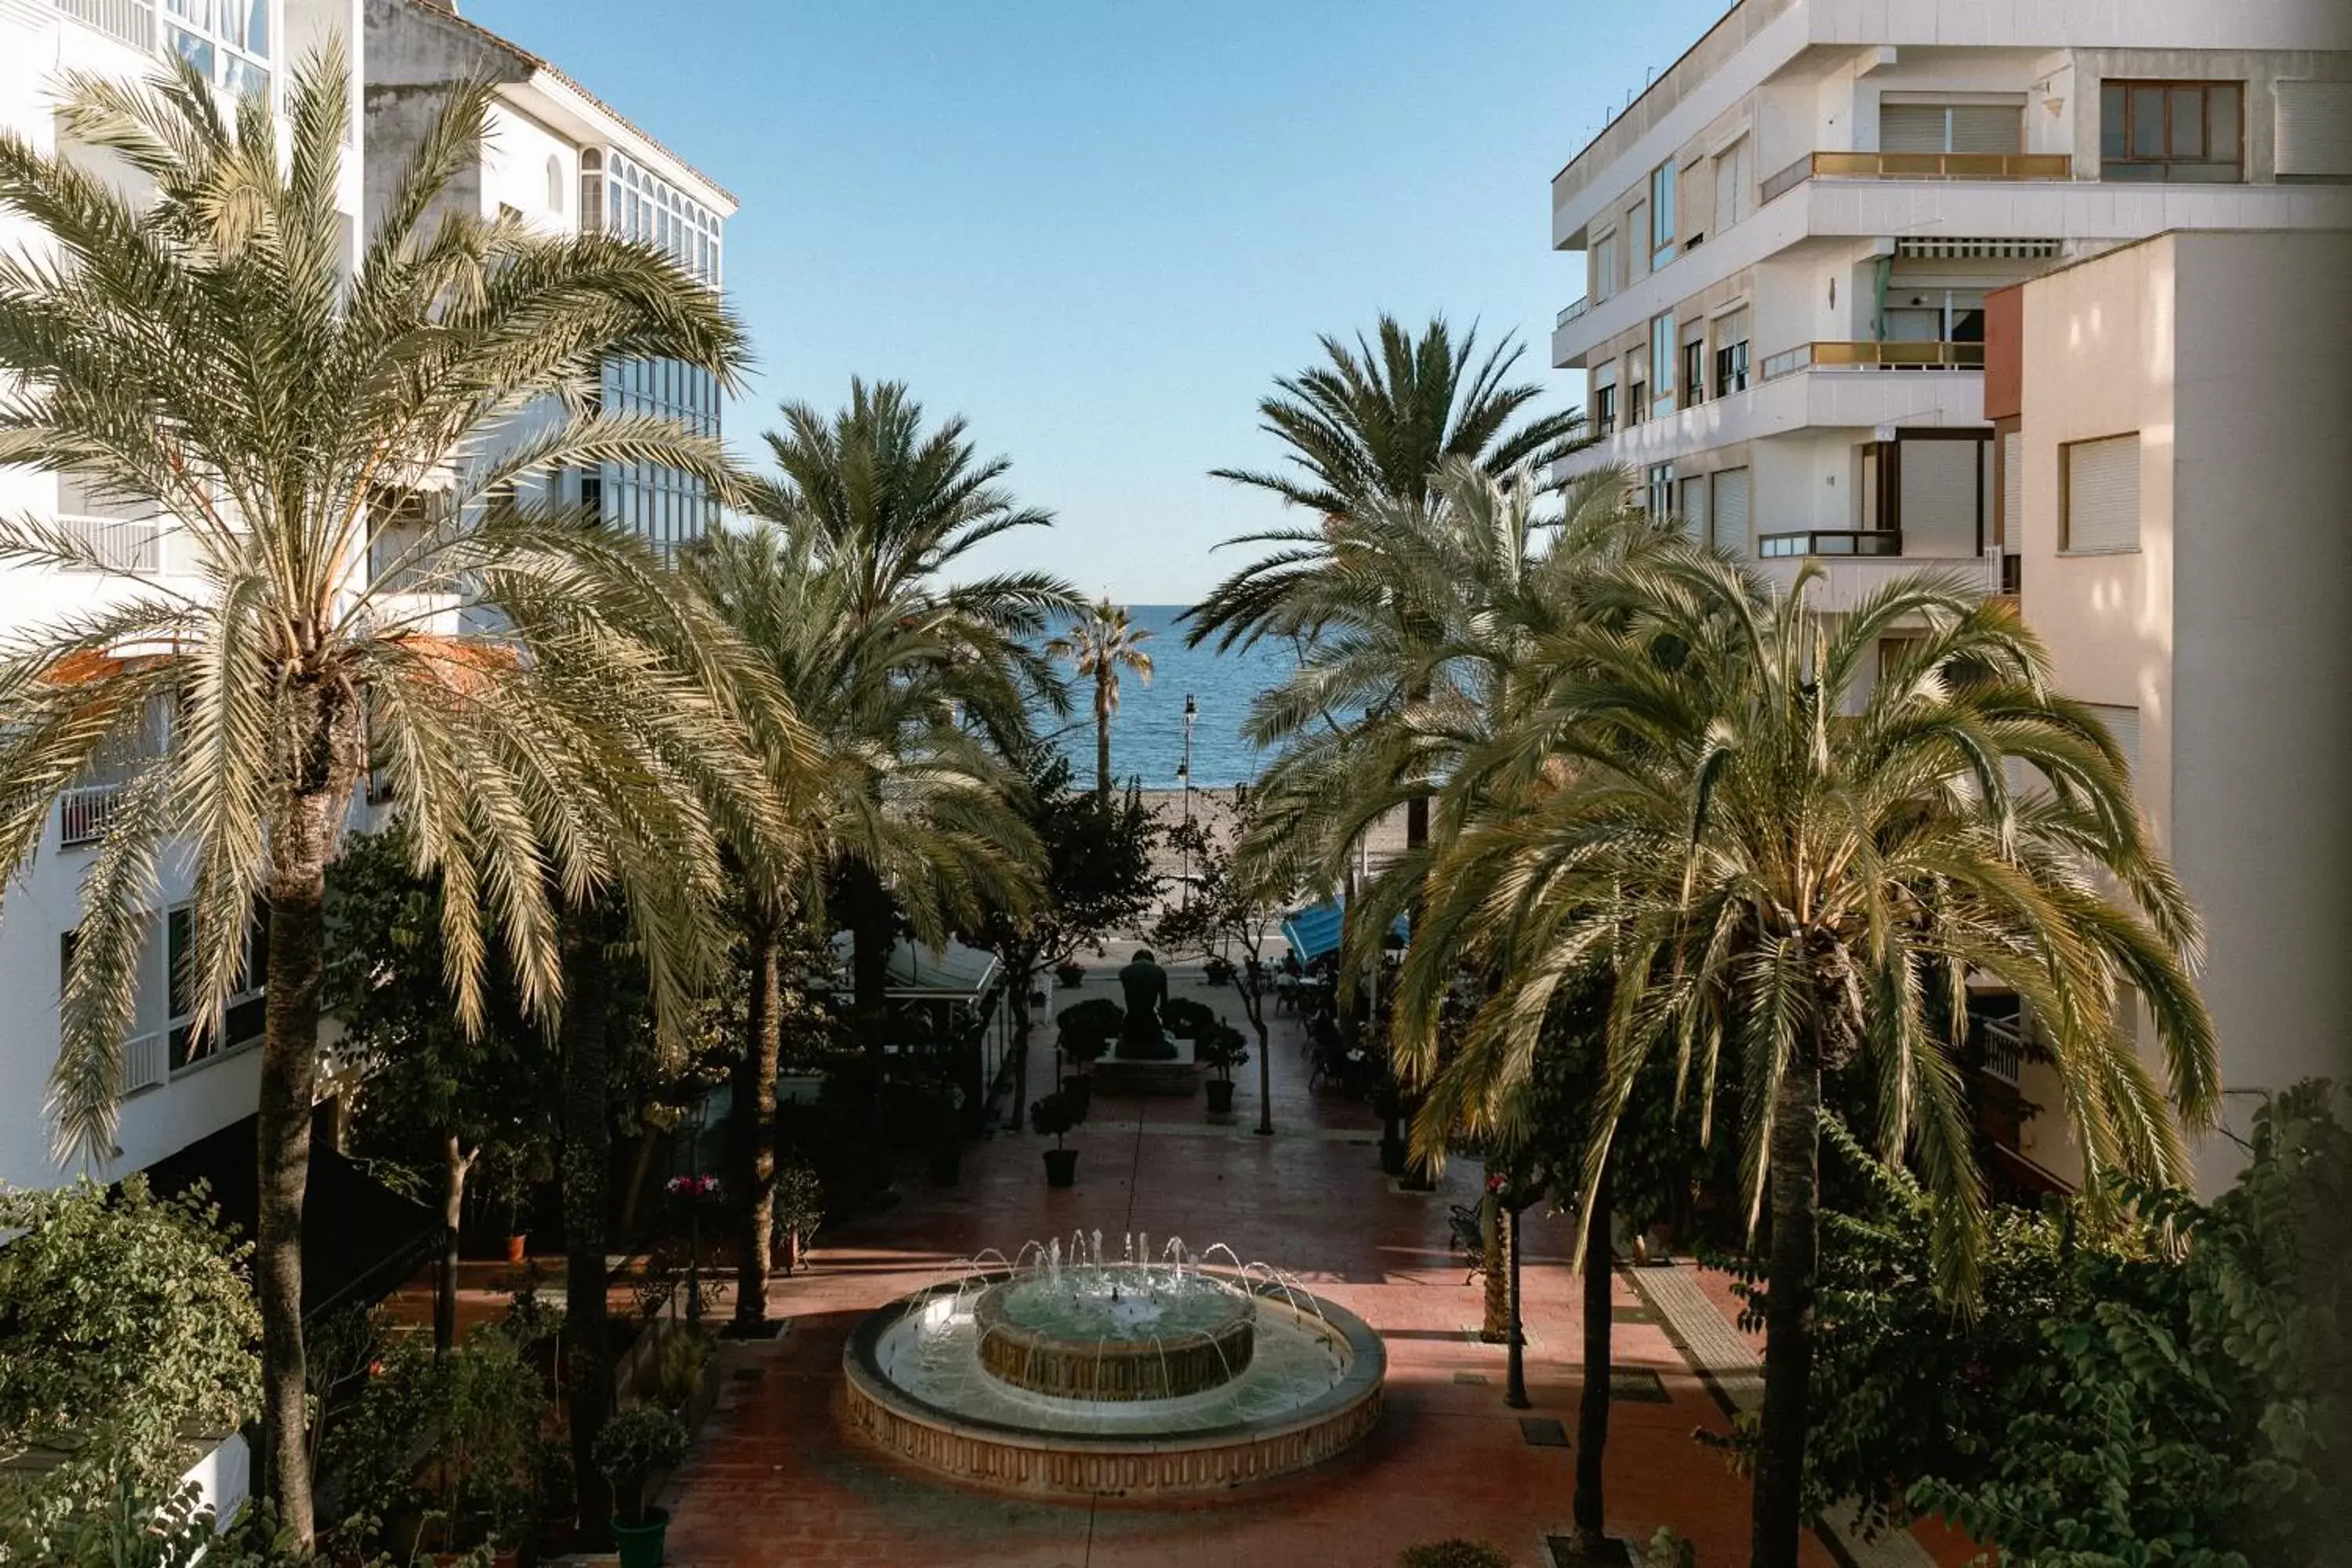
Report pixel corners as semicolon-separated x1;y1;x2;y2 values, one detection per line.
1180;693;1196;906
1504;1196;1530;1409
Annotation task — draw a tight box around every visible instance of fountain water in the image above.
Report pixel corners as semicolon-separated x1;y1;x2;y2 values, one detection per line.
843;1232;1385;1497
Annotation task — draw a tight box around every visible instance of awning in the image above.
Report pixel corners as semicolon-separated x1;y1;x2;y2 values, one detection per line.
143;1113;445;1325
1281;898;1407;963
827;934;1003;1000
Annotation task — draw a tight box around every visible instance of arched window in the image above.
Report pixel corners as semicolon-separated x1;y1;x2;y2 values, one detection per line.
579;148;603;233
546;154;564;215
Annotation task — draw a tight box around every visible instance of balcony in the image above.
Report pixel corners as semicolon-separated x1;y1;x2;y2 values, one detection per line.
60;781;125;848
1556;297;1589;329
57;514;162;573
1761;151;2074;204
53;0;275;105
123;1029;167;1094
1759;341;1985;381
1757;529;1901;560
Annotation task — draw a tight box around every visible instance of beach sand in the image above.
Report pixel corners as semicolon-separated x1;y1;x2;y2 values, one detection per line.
1132;787;1406;873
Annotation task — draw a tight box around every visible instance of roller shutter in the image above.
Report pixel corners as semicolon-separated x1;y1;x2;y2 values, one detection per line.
2063;434;2140;553
1999;430;2023;548
2277;82;2352;177
1710;467;1750;556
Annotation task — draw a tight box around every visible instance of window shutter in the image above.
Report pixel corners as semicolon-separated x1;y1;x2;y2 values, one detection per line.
1949;105;2023;154
2064;434;2140;552
1714;139;1750;228
2085;703;2141;779
2000;430;2023;547
1882;104;1949;153
2277;82;2352;176
1898;439;1980;555
1710;467;1750;555
1680;476;1710;546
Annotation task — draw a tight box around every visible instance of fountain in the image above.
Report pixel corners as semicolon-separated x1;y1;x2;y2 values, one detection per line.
842;1232;1386;1497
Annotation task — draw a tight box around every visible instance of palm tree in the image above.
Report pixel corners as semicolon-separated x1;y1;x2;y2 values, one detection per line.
1192;315;1587;853
0;49;777;1543
1047;599;1154;798
1391;557;2221;1568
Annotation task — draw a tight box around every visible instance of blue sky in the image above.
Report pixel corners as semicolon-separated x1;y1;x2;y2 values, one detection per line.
466;0;1727;601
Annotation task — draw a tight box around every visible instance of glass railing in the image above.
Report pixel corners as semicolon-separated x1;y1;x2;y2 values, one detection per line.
1762;151;2073;203
1759;341;1986;380
1556;298;1589;328
1756;530;1904;559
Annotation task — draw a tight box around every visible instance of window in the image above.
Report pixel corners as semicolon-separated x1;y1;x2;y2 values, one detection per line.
1882;287;1986;344
2100;82;2243;182
2062;434;2140;553
1592;379;1617;438
1712;137;1751;230
1678;475;1710;545
168;902;267;1072
1679;337;1707;410
579;148;604;233
2082;703;2141;779
1709;467;1750;555
1649;314;1676;418
1880;102;2023;154
164;0;271;103
1628;201;1647;278
1644;463;1675;518
2276;82;2352;179
1649;162;1676;268
1626;346;1646;427
1714;308;1751;397
1998;429;2022;550
547;154;566;214
1592;230;1619;302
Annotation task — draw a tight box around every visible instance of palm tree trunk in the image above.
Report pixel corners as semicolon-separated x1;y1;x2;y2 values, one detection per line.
846;867;895;1188
558;913;615;1539
1751;1053;1823;1568
732;914;782;1327
256;853;329;1546
1481;1189;1510;1341
435;1131;473;1355
1572;1160;1617;1550
1007;960;1035;1134
1095;670;1113;800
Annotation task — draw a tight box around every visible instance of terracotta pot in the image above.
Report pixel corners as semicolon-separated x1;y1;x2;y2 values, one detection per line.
504;1233;528;1264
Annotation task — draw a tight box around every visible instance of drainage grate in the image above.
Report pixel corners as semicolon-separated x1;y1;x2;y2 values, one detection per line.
1544;1535;1635;1566
1453;1371;1490;1386
1519;1416;1570;1447
1610;1304;1657;1324
1609;1367;1671;1403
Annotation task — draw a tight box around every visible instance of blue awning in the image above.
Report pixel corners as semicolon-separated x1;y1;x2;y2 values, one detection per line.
1281;898;1406;962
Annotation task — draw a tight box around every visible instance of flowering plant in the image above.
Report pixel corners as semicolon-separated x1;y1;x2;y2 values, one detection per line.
666;1173;722;1201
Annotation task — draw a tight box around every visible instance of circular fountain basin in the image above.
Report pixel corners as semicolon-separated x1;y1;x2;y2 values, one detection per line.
975;1267;1256;1400
844;1273;1385;1497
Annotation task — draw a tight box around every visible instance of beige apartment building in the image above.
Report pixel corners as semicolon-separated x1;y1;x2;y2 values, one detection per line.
1985;229;2352;1189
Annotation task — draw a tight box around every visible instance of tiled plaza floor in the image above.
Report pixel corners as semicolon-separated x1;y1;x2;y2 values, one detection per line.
652;960;1871;1568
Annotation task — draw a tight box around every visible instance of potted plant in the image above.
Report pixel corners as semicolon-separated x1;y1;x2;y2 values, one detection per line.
1030;1091;1082;1188
1197;1025;1249;1117
1162;995;1218;1042
1202;954;1235;986
593;1406;689;1568
1054;958;1087;989
771;1156;824;1275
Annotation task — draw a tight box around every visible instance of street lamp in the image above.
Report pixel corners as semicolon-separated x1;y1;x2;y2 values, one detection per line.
1180;693;1196;905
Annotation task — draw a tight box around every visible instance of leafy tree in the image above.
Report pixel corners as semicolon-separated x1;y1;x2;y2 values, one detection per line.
1046;599;1154;798
325;827;554;1354
1391;555;2220;1568
1153;805;1296;1136
1766;1091;2350;1568
0;48;774;1543
0;1179;260;1563
960;746;1161;1120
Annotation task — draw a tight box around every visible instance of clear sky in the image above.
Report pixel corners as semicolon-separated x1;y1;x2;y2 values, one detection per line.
463;0;1729;601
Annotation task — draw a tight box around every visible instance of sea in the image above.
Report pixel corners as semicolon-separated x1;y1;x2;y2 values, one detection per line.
1036;604;1298;790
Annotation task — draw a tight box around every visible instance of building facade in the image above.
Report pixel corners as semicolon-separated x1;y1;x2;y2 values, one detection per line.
1548;0;2352;615
362;0;734;558
1985;229;2352;1190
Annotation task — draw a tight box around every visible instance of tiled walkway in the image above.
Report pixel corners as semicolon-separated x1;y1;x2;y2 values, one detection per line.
659;965;1849;1567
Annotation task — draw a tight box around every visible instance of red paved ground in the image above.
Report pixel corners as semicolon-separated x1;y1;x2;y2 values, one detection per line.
651;964;1844;1568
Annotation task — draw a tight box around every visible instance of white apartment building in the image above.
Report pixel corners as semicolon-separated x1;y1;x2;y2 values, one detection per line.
1548;0;2352;615
364;0;735;559
1987;229;2352;1192
0;0;369;1193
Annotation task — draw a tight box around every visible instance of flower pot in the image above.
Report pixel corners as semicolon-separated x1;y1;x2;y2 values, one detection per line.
1043;1148;1079;1189
504;1232;528;1264
1379;1134;1407;1177
1204;1080;1236;1116
610;1508;670;1568
782;1230;803;1275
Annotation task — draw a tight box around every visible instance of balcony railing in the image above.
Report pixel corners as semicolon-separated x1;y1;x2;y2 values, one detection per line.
1556;297;1590;329
60;782;126;848
1978;1016;2026;1086
1762;150;2073;203
1757;529;1903;560
57;0;151;50
1759;340;1986;381
57;514;162;573
122;1029;167;1094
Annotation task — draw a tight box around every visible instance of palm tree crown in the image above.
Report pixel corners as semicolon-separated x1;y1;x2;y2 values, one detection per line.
1046;598;1154;797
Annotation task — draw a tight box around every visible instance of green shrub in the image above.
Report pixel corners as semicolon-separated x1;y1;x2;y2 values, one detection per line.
1055;997;1125;1059
1397;1541;1511;1568
593;1406;688;1527
1162;996;1219;1040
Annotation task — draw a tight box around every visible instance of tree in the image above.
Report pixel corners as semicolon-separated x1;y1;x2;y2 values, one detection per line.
0;49;776;1543
323;827;554;1355
0;1178;260;1563
1773;1091;2349;1567
1046;598;1154;798
1392;555;2220;1568
961;746;1161;1123
1153;804;1297;1137
753;389;1068;1173
1189;315;1589;851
